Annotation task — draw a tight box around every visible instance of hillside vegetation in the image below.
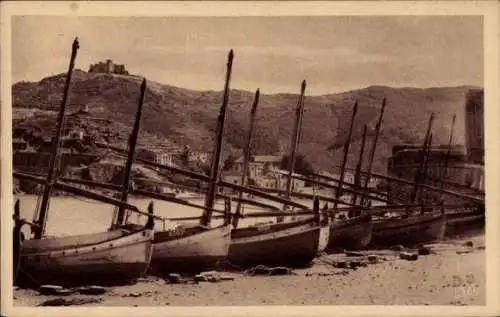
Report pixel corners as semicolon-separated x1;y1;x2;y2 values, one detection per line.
13;71;479;174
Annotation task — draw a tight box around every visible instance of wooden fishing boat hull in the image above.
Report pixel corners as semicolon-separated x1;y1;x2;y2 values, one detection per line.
150;224;231;275
328;214;373;250
445;209;485;237
227;217;323;269
13;225;23;283
17;228;154;287
371;213;446;247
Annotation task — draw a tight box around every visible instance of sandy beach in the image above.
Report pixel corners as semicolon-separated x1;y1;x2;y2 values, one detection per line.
13;234;485;307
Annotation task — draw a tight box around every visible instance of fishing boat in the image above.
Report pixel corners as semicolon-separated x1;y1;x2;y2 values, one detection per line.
370;206;447;247
328;213;373;250
228;197;329;268
443;205;485;237
318;98;386;251
13;38;155;287
225;81;330;269
18;216;154;287
118;50;236;275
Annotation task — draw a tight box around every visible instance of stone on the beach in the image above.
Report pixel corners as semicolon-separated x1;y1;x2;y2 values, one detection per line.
194;274;207;282
244;265;294;276
349;261;361;269
137;276;163;283
206;274;222;282
125;292;142;297
368;255;378;264
399;252;418;261
464;241;474;248
199;270;222;282
38;285;74;296
456;249;472;255
345;251;364;257
166;273;183;284
221;275;236;281
79;285;107;295
332;260;347;268
269;267;294;275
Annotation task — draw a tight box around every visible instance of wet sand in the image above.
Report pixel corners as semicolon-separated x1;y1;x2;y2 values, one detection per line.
13;235;485;306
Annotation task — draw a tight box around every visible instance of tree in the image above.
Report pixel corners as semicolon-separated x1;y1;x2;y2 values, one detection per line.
279;153;315;179
179;145;190;166
222;154;237;171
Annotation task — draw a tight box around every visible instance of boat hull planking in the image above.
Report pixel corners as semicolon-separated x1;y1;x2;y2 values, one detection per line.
328;214;373;250
228;217;323;269
150;224;231;275
18;228;154;287
371;213;446;247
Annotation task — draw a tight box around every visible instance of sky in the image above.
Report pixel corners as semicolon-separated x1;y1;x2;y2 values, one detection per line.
12;16;483;95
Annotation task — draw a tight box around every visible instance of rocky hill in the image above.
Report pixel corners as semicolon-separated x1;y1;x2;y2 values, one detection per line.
12;70;480;174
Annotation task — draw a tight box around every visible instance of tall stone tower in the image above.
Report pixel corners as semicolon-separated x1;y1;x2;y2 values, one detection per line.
465;89;484;164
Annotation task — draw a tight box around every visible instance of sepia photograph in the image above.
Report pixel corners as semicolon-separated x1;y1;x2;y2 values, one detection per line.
1;1;499;316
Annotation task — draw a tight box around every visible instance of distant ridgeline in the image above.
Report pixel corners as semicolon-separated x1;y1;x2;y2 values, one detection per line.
88;59;129;75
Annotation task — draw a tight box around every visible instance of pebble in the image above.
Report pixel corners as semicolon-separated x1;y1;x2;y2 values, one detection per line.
333;261;347;268
38;285;75;296
368;255;378;264
400;252;418;261
350;261;361;269
166;273;183;284
464;241;474;248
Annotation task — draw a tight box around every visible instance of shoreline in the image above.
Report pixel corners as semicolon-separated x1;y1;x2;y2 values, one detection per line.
13;234;485;307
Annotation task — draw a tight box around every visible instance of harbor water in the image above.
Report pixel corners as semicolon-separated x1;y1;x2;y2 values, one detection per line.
15;195;351;238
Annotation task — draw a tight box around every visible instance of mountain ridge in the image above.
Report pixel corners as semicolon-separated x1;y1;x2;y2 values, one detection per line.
12;70;480;174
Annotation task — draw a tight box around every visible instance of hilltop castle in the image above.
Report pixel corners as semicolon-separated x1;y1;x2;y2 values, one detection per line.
88;59;129;75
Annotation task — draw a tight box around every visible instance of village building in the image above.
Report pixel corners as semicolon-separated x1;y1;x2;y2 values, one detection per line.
270;168;306;192
317;170;379;189
223;154;309;192
153;152;175;166
232;154;283;178
188;150;211;165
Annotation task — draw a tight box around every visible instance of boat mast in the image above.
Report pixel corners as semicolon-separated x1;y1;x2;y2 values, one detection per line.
418;133;433;204
440;114;456;183
233;88;260;228
410;113;434;203
360;98;386;206
33;38;80;240
283;80;307;210
351;124;368;207
332;101;358;210
201;50;234;227
112;79;148;229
